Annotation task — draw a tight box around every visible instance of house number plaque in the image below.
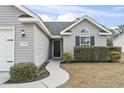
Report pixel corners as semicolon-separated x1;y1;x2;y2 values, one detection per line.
20;42;28;46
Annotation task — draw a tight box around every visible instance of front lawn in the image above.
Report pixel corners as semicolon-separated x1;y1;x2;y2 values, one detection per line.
59;54;124;88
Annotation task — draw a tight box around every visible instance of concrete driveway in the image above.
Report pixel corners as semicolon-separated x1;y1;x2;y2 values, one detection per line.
0;72;9;86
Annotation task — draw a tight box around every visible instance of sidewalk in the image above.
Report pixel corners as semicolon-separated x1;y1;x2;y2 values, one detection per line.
0;60;69;88
42;60;70;88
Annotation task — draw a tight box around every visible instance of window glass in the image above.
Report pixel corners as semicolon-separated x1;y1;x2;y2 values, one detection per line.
80;37;90;45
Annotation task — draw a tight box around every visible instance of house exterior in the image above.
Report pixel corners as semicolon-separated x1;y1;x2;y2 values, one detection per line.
0;5;111;71
113;33;124;52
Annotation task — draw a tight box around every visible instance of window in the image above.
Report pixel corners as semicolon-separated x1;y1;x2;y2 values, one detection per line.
80;36;90;46
81;28;90;34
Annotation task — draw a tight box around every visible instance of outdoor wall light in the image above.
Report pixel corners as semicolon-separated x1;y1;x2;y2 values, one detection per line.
21;30;25;38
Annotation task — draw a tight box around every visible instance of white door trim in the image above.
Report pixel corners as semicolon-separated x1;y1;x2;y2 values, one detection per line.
52;39;62;59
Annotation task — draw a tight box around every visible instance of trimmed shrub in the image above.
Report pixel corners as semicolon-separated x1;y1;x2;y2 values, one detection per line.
74;46;109;62
63;52;72;62
109;46;121;53
9;63;37;83
109;51;121;62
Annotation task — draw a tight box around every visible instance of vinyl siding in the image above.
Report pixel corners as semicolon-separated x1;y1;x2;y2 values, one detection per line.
63;19;107;58
0;6;26;26
15;24;34;63
34;25;49;66
0;5;34;63
113;34;124;52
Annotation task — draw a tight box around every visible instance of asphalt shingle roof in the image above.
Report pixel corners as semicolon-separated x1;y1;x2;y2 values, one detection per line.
44;22;74;36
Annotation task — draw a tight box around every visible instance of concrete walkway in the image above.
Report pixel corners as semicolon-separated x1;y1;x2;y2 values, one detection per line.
42;60;70;88
0;60;69;88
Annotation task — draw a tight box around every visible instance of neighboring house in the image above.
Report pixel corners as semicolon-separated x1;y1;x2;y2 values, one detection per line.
0;5;111;71
113;34;124;52
112;25;124;52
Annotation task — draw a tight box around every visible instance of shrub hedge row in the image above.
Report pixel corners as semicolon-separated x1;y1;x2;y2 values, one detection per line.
74;46;121;62
109;46;121;53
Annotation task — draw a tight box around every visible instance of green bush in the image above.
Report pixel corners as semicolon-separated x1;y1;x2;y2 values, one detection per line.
109;46;121;53
74;46;110;62
9;63;37;83
74;46;122;62
107;38;113;46
63;52;72;62
109;51;121;62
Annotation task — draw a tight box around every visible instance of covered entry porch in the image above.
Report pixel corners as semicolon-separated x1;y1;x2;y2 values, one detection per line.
50;39;63;59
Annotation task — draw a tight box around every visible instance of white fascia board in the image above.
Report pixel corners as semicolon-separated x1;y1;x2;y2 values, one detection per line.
19;18;39;22
15;5;38;18
38;19;52;38
60;32;71;35
99;32;112;35
0;27;15;30
19;18;52;38
61;18;85;33
61;15;111;34
52;36;62;38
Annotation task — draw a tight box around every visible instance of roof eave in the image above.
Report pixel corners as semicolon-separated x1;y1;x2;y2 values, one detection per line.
15;5;38;18
52;36;62;38
60;32;71;36
60;15;111;34
99;32;112;36
19;18;52;38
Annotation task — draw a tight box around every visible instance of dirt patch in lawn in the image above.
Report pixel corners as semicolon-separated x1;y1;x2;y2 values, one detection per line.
59;55;124;88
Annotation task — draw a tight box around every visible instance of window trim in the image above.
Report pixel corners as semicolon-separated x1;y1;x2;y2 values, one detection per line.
80;36;90;46
81;28;91;34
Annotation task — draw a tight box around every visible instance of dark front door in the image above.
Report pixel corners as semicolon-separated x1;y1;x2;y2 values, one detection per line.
54;40;60;57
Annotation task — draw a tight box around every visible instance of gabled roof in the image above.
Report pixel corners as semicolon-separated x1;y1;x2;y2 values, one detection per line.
15;5;39;18
14;6;111;37
44;22;74;35
60;15;112;35
14;5;52;38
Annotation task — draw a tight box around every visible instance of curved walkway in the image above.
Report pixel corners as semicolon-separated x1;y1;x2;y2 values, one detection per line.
0;60;69;88
42;59;70;88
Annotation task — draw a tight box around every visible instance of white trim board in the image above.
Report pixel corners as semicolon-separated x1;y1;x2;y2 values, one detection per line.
19;17;52;38
52;39;62;58
60;15;112;35
16;5;52;38
15;5;38;18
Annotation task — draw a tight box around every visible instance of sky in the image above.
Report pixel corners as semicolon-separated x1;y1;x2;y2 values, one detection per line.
26;5;124;28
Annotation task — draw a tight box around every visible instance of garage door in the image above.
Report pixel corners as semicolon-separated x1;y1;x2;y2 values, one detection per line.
0;27;14;71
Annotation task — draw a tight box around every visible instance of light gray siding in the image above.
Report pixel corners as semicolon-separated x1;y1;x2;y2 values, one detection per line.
113;34;124;52
0;5;34;63
34;25;49;66
63;19;107;58
0;6;26;26
15;24;34;63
